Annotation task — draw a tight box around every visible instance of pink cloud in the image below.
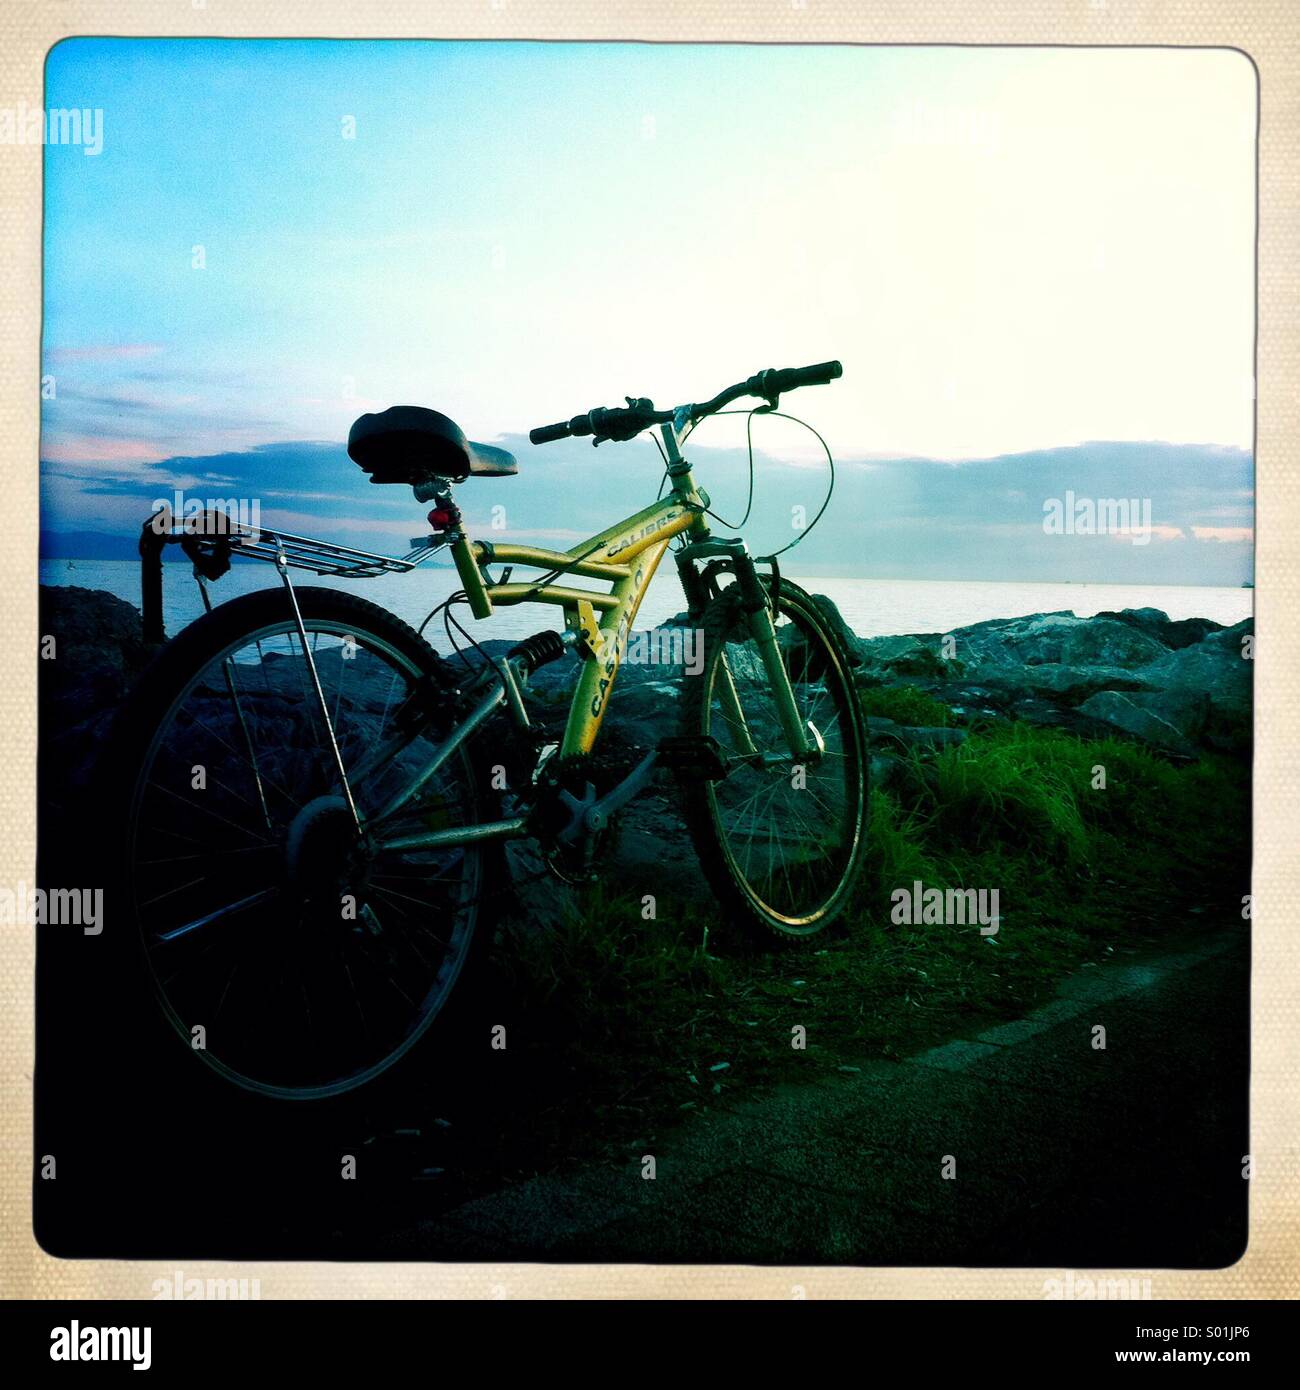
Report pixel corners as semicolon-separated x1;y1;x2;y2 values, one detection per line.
1192;525;1254;543
41;435;169;465
1106;524;1185;542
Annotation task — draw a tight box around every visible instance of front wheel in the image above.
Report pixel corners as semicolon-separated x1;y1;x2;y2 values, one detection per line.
677;579;868;939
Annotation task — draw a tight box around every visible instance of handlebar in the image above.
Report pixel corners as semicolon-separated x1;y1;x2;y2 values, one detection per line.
529;419;581;445
528;359;842;447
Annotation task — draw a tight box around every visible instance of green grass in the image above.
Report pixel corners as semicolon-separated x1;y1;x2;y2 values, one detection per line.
484;720;1250;1172
499;882;724;1043
860;683;956;727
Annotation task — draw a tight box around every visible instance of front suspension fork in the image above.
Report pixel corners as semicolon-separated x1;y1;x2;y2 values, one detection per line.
676;538;811;762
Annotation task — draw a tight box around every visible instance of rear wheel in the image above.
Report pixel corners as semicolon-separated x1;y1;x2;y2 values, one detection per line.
678;580;868;939
105;586;494;1100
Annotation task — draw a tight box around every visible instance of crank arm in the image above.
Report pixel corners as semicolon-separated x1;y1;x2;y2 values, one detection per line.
558;748;659;845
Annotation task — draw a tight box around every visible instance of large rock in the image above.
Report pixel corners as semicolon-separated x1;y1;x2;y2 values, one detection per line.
1095;608;1222;651
810;595;866;666
978;613;1168;669
1197;617;1254;656
39;585;153;724
1145;640;1251;705
1006;695;1124;740
966;662;1156;703
923;681;1014;720
38;587;158;812
1077;690;1211;756
857;633;950;679
860;605;1252;756
37;585;1254;807
937;611;1072;666
1139;626;1253;751
950;607;1220;669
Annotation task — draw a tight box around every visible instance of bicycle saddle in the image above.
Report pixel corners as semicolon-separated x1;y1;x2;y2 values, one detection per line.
348;406;518;485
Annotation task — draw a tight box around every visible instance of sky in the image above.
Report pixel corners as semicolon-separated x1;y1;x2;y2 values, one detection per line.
40;41;1256;581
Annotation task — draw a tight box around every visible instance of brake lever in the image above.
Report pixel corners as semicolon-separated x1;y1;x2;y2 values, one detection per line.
753;368;781;412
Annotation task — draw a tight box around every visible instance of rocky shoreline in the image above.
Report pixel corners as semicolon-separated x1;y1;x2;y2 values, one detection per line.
37;583;1252;937
38;584;1252;805
822;601;1253;758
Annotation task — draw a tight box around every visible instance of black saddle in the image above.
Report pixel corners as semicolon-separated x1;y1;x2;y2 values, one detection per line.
347;406;517;485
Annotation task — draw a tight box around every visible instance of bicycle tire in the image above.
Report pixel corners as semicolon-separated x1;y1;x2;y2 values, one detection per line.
676;579;868;939
99;585;500;1101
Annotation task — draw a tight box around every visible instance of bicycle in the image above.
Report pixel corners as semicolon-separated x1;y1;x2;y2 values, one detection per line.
107;360;868;1098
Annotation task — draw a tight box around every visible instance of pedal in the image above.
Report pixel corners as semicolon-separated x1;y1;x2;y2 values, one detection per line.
655;734;729;782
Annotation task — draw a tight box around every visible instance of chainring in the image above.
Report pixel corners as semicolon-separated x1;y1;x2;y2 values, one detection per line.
533;748;638;882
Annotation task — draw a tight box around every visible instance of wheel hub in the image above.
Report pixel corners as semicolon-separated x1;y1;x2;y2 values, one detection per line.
284;794;370;903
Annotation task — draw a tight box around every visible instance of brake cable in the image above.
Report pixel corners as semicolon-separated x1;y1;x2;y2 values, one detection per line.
755;409;836;562
686;406;836;561
423;401;833;661
699;407;761;530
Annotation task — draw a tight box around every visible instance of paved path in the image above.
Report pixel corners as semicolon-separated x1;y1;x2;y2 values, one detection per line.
386;930;1248;1265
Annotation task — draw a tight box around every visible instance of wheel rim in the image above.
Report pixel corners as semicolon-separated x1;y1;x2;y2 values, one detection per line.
703;600;865;933
125;617;482;1097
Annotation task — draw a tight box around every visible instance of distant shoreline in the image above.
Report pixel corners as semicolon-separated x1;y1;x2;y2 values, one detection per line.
38;552;1252;590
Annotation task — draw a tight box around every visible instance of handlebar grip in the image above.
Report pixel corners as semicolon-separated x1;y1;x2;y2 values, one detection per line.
529;420;573;445
775;360;842;391
530;413;596;445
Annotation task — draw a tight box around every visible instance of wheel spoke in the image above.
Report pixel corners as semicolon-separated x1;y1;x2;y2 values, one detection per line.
155;887;278;943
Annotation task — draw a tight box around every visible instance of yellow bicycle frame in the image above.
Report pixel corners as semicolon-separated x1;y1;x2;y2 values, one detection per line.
444;448;710;758
359;419;814;853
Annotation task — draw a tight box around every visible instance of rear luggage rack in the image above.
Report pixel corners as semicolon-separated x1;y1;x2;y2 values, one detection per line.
138;509;451;643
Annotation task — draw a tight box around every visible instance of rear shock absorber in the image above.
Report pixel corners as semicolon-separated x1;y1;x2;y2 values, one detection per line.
508;629;570;675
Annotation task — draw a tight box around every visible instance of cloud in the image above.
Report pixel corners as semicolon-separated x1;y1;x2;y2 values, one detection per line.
40;436;1255;586
1106;524;1186;543
1192;525;1254;543
40;435;170;465
54;387;202;413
